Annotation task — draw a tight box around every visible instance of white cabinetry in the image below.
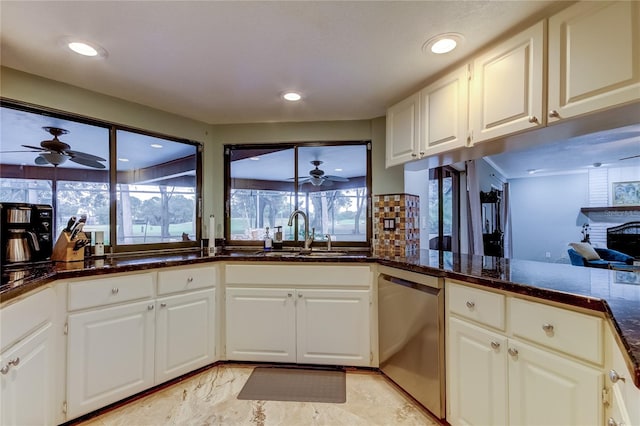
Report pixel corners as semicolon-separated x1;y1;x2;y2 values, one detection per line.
604;325;640;426
386;65;469;167
548;1;640;122
66;273;155;419
470;21;545;144
225;264;372;367
386;93;420;167
446;280;603;426
0;288;57;426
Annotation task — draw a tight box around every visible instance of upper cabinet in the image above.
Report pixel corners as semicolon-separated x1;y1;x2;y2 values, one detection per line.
386;65;469;168
469;21;545;144
548;1;640;122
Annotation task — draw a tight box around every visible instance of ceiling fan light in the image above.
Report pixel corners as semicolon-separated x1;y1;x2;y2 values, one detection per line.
310;176;323;186
41;152;67;166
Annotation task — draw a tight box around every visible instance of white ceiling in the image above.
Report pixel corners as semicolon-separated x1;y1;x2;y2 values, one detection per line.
0;0;557;124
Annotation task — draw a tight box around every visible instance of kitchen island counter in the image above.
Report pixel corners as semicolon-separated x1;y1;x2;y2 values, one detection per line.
2;248;639;386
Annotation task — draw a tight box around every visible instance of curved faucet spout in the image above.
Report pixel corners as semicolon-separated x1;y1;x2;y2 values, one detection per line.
288;209;314;250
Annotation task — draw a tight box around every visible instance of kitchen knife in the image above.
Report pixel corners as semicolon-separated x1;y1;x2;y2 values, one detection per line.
70;222;84;240
64;216;77;233
73;239;90;251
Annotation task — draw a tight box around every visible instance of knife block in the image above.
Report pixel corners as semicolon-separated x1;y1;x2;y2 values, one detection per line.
51;231;87;263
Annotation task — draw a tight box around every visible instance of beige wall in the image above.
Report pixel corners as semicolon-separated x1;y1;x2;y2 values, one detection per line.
1;66;404;239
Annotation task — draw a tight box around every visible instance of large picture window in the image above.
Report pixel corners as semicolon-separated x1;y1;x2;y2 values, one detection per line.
0;100;202;252
226;142;371;247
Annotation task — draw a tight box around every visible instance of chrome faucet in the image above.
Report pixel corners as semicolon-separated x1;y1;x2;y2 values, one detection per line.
325;234;332;251
287;209;314;251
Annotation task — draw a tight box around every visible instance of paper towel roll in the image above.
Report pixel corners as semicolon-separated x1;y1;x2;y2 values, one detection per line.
208;215;216;256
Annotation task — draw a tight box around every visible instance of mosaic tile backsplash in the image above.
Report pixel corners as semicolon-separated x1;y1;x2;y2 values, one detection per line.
373;193;420;259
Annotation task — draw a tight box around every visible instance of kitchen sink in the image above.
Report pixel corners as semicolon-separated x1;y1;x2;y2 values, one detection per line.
254;250;350;258
297;251;349;257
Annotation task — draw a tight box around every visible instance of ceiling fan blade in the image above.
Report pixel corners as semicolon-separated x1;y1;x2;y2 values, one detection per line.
34;155;49;165
21;144;48;151
619;154;640;161
66;149;107;162
69;157;106;169
324;175;349;182
0;150;42;153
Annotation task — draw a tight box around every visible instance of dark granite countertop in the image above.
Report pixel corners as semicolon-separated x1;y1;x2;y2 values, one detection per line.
1;248;639;387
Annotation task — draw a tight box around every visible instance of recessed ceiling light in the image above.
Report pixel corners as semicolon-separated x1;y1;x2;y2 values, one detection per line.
283;92;302;102
334;168;343;172
249;157;260;161
422;33;464;55
118;158;129;162
150;144;163;149
63;37;108;58
527;169;537;174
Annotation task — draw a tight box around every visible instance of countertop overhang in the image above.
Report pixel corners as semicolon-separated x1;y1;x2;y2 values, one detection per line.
2;248;639;387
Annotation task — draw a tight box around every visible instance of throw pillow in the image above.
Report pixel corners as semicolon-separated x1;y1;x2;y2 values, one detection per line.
569;242;601;261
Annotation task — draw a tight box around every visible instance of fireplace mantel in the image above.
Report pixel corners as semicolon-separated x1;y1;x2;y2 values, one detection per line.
580;206;640;223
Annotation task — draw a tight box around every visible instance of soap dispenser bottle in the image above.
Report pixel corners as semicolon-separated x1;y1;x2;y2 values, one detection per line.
273;226;283;249
264;227;273;250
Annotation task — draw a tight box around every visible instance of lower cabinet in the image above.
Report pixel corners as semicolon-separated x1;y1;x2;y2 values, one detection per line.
1;322;56;426
226;287;370;366
446;281;604;426
155;288;216;383
67;300;156;419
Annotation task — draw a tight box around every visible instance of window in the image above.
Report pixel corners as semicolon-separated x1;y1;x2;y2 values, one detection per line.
226;142;371;247
0;100;202;252
428;166;460;251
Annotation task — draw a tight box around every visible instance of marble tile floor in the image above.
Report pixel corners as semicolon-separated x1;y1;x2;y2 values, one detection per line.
75;364;440;426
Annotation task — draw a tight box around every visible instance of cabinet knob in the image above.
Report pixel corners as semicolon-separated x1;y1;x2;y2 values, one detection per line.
549;110;560;118
465;301;475;310
508;348;519;357
298;293;303;298
607;417;621;426
411;153;418;158
160;303;167;308
608;369;626;383
528;116;539;124
0;365;9;375
287;293;292;297
419;151;425;157
187;277;194;283
148;304;155;310
111;288;119;294
490;341;501;350
9;357;19;367
542;323;554;333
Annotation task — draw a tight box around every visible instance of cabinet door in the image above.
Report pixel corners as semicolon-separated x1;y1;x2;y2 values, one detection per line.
67;300;155;419
155;289;215;383
420;65;469;157
296;289;370;366
470;21;545;144
1;322;55;426
447;317;507;426
225;288;296;363
508;339;602;426
386;92;420;167
548;1;640;122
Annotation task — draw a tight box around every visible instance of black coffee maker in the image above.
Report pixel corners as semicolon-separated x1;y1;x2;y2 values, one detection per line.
1;203;53;264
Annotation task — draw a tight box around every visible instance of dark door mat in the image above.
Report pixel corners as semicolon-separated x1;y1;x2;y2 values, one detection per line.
237;367;346;403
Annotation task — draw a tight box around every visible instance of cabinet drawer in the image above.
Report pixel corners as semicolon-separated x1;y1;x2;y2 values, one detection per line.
157;266;217;295
225;264;371;287
509;298;602;365
68;273;154;311
1;287;55;352
447;282;505;330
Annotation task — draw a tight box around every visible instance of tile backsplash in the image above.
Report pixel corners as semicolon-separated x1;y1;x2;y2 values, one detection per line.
373;193;420;259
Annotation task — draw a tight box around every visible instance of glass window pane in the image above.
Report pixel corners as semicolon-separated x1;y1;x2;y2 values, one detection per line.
116;130;197;245
0;179;52;205
57;181;110;244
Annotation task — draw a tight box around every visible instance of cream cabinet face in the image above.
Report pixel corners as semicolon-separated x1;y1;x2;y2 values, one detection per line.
470;21;545;144
66;300;156;419
548;1;640;122
155;288;216;383
225;287;371;367
385;92;420;167
1;323;56;426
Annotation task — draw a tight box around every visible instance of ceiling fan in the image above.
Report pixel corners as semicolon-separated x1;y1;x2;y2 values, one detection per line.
297;160;349;187
5;126;107;168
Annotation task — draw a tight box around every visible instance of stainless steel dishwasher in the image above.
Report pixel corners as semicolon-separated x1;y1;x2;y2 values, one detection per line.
378;266;445;419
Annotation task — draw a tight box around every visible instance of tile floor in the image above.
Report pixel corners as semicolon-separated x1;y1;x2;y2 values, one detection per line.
75;364;439;426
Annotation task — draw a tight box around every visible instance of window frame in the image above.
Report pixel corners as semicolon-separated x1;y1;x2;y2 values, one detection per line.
224;141;372;248
0;98;203;254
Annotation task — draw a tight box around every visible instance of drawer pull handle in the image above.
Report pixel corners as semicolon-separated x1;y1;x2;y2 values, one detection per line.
187;277;194;283
490;341;501;350
608;370;626;384
508;348;518;357
465;301;475;309
160;303;167;308
111;288;119;294
542;323;554;333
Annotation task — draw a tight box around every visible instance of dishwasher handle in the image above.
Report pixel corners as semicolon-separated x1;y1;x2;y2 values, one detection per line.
379;274;440;296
